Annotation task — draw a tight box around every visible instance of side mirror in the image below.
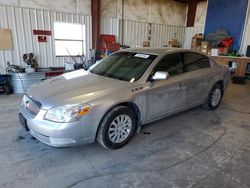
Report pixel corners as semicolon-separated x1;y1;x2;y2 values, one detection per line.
152;71;169;81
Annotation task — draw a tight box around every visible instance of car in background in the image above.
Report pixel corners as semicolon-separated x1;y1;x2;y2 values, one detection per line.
19;48;230;149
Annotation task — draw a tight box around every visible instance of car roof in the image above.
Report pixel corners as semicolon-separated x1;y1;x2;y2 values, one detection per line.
120;47;195;56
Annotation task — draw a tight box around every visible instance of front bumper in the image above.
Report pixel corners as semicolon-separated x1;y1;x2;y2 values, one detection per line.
19;108;98;147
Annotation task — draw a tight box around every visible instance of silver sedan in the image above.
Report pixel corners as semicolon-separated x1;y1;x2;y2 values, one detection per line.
19;48;230;149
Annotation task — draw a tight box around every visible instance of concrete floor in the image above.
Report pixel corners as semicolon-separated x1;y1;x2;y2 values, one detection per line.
0;83;249;188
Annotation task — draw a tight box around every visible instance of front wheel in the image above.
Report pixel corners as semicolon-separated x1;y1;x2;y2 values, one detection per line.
204;83;223;110
97;106;136;150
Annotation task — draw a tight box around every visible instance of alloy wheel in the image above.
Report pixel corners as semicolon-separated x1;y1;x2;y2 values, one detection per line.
108;114;132;143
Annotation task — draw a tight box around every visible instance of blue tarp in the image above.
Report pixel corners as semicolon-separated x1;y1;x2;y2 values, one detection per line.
204;0;248;50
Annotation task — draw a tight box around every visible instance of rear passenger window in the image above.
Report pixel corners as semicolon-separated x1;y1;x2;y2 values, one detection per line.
154;53;183;76
183;53;211;72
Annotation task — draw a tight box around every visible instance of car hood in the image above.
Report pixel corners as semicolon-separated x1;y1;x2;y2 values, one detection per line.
27;70;131;109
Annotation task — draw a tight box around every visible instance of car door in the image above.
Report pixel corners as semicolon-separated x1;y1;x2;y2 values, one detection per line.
145;53;188;121
182;52;213;106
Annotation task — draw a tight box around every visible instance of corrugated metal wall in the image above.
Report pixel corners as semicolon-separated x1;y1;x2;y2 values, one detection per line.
119;20;149;47
0;5;92;73
183;26;205;49
151;24;186;48
100;17;119;38
0;5;189;74
119;20;186;48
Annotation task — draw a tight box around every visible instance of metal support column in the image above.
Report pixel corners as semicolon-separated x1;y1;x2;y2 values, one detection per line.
91;0;100;50
186;0;199;27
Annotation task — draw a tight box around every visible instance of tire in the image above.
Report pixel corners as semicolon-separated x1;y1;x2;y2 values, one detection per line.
97;106;136;150
204;83;223;110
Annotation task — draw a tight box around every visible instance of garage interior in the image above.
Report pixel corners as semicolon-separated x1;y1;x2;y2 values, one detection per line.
0;0;250;187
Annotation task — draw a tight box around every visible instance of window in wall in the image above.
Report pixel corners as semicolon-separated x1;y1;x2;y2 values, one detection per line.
54;22;86;56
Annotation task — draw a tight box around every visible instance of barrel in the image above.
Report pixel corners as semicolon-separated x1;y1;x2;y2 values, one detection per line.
10;72;45;94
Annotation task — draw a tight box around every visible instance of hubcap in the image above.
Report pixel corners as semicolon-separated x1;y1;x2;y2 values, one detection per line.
108;114;132;143
211;88;221;107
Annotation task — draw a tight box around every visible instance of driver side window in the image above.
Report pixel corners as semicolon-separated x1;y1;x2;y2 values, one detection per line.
154;53;183;76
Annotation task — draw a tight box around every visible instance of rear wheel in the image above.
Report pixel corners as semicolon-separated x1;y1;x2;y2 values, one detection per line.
97;106;136;150
204;83;223;110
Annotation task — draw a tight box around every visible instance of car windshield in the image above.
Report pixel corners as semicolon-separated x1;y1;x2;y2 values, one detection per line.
90;52;157;82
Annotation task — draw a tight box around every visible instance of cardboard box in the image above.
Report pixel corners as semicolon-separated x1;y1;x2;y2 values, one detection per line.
194;34;204;39
218;47;229;55
201;41;209;49
200;42;210;54
192;46;201;52
191;38;202;47
201;49;208;54
207;48;212;55
211;48;219;56
143;41;150;47
191;34;204;48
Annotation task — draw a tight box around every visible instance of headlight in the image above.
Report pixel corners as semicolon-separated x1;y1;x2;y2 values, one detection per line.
44;104;91;123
